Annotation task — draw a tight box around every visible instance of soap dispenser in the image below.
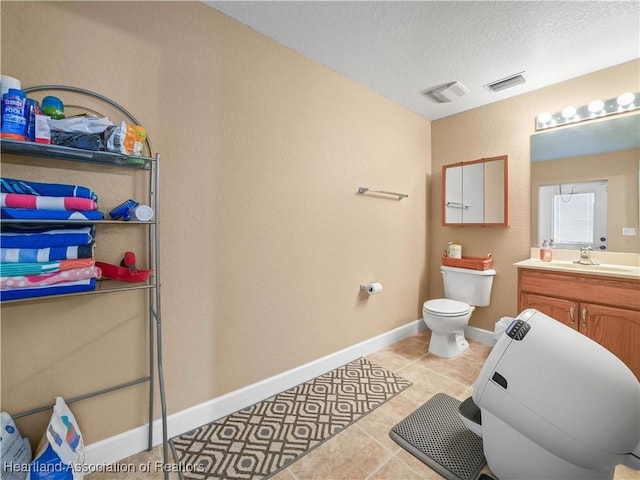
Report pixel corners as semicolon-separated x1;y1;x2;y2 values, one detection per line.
540;240;552;262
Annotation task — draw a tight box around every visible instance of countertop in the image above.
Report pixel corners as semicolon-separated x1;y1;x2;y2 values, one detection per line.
515;249;640;280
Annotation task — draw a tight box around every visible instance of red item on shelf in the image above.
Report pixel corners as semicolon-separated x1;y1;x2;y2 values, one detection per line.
96;251;151;282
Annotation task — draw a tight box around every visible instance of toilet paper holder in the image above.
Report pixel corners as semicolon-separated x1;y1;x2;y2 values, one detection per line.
360;282;383;294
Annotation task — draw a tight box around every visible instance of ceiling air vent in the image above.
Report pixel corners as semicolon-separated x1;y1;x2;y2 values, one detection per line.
421;81;469;104
484;72;526;93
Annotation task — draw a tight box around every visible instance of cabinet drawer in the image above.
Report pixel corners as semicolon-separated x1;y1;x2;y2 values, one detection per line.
518;268;640;311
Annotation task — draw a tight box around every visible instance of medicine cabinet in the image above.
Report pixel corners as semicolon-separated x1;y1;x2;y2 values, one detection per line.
442;155;509;226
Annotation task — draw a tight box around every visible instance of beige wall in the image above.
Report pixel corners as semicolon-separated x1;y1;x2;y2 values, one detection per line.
1;2;430;445
430;60;640;332
531;149;640;253
2;1;639;450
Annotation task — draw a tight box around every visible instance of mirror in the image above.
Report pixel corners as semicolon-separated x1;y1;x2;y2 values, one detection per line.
442;155;509;226
530;113;640;253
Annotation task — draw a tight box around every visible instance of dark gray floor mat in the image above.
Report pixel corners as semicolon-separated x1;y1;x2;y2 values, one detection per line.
389;392;486;480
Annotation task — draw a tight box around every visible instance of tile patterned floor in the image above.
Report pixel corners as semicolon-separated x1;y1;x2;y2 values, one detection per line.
87;330;639;480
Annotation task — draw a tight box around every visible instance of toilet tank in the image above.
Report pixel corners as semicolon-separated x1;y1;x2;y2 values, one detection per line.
441;265;496;306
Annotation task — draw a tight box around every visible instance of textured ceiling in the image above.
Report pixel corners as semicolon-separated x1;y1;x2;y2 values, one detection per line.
205;1;640;121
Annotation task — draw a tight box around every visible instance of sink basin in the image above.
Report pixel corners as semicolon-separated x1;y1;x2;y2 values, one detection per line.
554;263;637;274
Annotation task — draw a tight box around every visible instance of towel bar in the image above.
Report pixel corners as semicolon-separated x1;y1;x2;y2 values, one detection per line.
358;187;408;200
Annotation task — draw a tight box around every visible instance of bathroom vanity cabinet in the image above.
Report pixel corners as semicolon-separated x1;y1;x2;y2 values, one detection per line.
517;268;640;380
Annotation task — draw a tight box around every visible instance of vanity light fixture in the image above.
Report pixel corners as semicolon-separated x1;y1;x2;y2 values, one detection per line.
561;106;577;120
588;99;604;114
535;92;639;131
617;92;635;107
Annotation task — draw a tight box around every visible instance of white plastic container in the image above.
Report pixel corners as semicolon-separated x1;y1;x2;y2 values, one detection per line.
448;243;462;259
1;75;21;96
131;204;154;221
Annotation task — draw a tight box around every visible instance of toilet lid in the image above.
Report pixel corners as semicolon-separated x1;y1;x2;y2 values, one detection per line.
424;298;471;316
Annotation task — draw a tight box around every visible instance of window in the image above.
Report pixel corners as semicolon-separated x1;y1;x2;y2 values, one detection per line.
539;180;607;250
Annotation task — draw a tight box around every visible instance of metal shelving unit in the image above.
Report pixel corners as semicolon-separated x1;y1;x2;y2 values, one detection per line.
0;88;169;478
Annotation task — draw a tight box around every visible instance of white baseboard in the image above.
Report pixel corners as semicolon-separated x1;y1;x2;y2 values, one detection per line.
465;325;496;346
85;318;426;467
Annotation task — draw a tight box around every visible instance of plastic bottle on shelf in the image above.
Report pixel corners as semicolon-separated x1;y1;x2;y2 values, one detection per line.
540;239;552;262
1;88;28;140
26;98;41;141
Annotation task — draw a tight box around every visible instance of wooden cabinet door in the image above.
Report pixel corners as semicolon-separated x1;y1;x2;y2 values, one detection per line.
582;303;640;380
520;293;579;330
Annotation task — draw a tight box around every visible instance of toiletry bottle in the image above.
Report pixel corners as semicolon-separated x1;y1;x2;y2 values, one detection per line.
540;240;552;262
447;243;462;259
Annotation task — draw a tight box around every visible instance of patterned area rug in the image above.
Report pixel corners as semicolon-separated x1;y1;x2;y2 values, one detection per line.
170;357;411;480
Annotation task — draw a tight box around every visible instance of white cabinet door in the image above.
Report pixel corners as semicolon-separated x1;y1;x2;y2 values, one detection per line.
445;165;463;224
462;162;484;223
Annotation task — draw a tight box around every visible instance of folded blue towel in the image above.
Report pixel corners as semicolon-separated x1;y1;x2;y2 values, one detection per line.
1;208;105;221
0;177;98;201
0;226;95;248
0;278;96;301
1;244;94;262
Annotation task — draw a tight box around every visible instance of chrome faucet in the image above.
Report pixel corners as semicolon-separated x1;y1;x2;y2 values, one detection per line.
574;246;599;265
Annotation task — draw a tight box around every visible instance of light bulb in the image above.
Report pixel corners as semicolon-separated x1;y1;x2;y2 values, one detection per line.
562;106;577;119
588;100;604;114
617;92;635;107
537;112;552;124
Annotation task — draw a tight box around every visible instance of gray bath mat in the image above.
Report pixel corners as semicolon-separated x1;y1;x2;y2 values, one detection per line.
170;357;411;480
390;392;486;480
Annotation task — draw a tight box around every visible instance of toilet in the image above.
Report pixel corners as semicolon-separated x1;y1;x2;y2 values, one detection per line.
422;265;496;358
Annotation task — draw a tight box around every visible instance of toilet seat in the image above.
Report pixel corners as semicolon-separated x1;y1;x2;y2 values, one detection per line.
424;298;471;317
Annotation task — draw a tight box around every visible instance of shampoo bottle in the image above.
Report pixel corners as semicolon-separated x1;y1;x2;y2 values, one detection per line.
540;240;552;262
